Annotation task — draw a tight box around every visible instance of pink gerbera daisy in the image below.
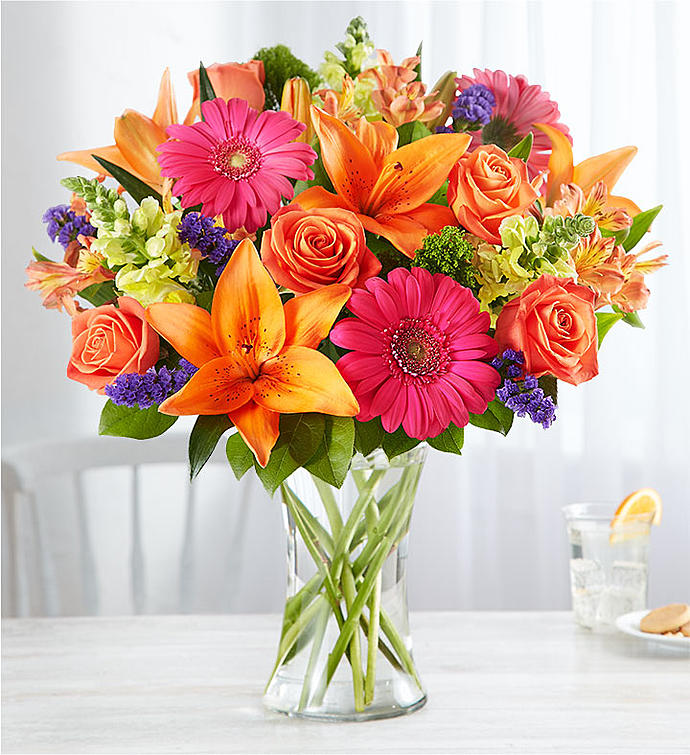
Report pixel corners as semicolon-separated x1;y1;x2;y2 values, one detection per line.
330;267;500;439
456;69;571;179
158;98;316;233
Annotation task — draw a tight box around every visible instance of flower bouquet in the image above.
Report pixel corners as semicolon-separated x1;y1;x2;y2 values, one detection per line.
27;17;667;721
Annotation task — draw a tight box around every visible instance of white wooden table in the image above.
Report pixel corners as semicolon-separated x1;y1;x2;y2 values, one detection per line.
2;612;689;754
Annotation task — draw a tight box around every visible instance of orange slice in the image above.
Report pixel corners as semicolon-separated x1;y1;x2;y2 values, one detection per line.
609;488;662;543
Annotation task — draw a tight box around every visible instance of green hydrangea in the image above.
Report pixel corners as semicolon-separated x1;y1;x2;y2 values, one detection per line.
412;226;479;292
91;197;198;306
253;44;320;110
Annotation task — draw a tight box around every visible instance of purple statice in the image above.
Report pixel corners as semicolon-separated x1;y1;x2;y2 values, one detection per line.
452;84;496;128
104;359;198;410
177;212;239;275
42;205;96;250
435;124;455;134
491;349;556;429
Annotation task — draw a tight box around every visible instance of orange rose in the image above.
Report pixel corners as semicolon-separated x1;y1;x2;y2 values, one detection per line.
448;145;540;244
494;275;598;386
67;297;159;392
260;205;381;293
185;61;265;123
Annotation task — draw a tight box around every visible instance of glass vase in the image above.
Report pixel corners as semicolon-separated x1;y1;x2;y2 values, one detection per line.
263;445;428;721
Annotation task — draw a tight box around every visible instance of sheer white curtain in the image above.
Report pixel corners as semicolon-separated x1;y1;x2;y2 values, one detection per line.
2;0;688;614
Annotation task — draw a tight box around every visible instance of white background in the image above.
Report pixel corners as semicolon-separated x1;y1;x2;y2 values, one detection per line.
2;0;689;614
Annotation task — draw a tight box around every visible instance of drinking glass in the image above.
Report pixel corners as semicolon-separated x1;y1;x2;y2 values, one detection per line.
563;502;652;629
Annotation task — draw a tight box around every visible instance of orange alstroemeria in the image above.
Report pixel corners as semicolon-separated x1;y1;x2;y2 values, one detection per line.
25;258;114;315
534;122;640;217
315;75;362;125
145;239;359;466
295;107;471;257
550;181;633;232
58;68;179;192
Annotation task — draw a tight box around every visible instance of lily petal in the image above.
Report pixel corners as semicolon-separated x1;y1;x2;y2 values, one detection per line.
534;122;574;206
365;133;471;216
57;145;132;176
310;106;378;210
291;186;353;212
254;346;359;416
114;109;167;185
283;285;351;349
359;203;457;258
145;303;220;367
573;146;637;194
354;117;399;170
605;194;641;218
152;67;178;129
211;239;285;363
159;355;253;415
228;401;280;467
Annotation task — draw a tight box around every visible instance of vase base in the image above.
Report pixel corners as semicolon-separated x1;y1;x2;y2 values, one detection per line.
263;672;427;722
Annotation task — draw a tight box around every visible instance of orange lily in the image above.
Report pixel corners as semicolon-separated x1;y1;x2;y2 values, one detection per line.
295;107;471;257
534;123;640;216
57;68;179;192
145;239;359;466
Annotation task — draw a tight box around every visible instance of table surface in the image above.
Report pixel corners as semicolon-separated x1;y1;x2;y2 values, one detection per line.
2;612;689;754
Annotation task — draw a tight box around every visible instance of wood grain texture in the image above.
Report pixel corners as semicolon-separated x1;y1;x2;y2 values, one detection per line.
2;612;689;754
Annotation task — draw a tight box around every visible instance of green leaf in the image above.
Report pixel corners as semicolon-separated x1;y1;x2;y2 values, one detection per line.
382;425;421;460
621;310;645;329
596;311;624;347
600;226;630;246
252;413;327;494
469;399;514;435
414;41;423;81
427;180;449;206
354;417;384;457
622;205;662;252
78;281;117;307
507;132;533;162
188;415;233;480
31;247;52;262
396;121;431;147
226;432;254;480
294;142;333;194
427;423;464;455
280;413;326;465
195;290;214;313
304;416;355;488
99;401;177;439
91;155;162;206
539;375;558;405
198;62;217;109
254;441;300;495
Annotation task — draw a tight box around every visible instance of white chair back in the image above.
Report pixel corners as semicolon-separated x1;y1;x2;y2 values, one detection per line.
1;435;285;617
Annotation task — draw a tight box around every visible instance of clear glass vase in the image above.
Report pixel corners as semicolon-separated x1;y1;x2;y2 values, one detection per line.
263;445;428;721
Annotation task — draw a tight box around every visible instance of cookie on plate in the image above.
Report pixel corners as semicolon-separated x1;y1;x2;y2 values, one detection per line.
640;603;690;634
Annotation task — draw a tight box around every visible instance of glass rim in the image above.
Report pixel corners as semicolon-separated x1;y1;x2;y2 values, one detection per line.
562;502;654;525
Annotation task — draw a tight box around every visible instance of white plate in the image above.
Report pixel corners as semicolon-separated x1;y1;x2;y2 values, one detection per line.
616;610;690;649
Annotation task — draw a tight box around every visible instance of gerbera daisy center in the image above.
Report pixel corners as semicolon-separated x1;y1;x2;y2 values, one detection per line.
385;317;450;382
209;137;263;181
